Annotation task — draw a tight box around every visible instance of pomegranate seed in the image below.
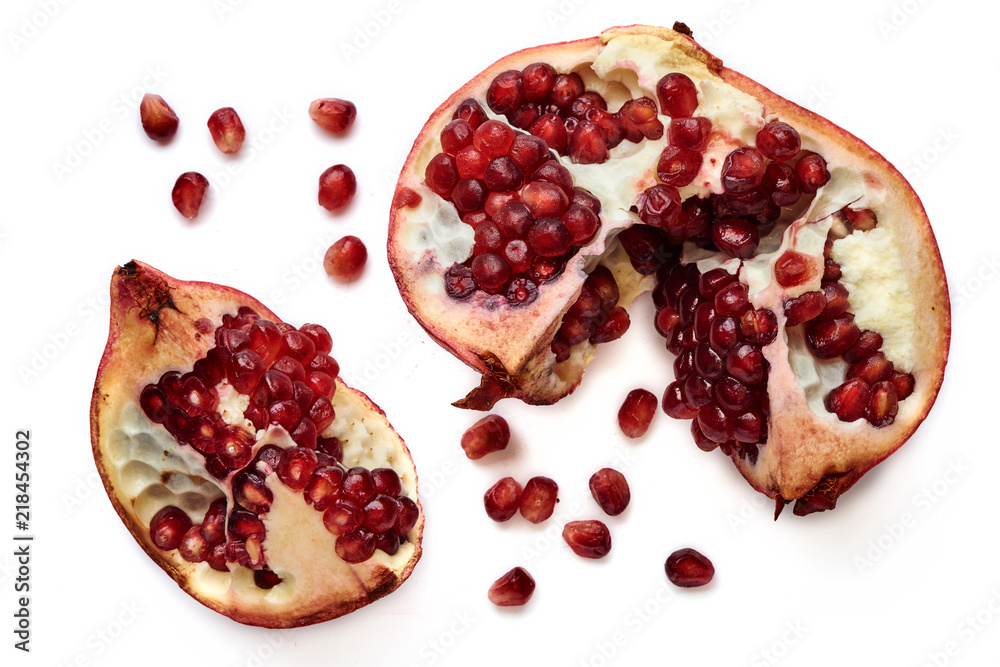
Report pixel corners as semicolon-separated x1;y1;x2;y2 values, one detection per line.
233;469;273;513
473;221;506;255
440;119;474;155
755;121;801;161
254;444;284;474
773;250;815;287
712;218;759;259
562;204;600;245
567;121;608;164
140;385;170;423
656;146;702;187
308;98;357;134
426;153;460;196
890;370;916;400
228;508;265;538
591;307;630;343
726;341;765;385
374;531;401;555
316;436;343;461
342;467;376;505
172;172;209;220
372;468;402;497
276;446;318;491
530;113;568;153
562;520;612;559
473;120;516;158
694;342;724;380
767;162;802;207
453;98;488;129
217;425;255;468
519;476;558;523
668;116;712;151
336;529;376;563
684;374;713;408
656;73;698;118
271;355;305;382
617;225;672;275
140;93;179;141
665;548;715;587
471;253;512;292
200;499;227;545
721;147;766;193
484;156;524;192
318;165;357;211
844;207;878;231
714;282;749;317
843;330;884;363
557;314;593;346
394;496;420;536
506;276;539;305
323;499;363;536
796;152;831;193
299;323;333;356
784;291;827;326
805;314;861;359
206;107;246;154
488;567;535;607
589;468;630;516
460;414;511;460
451;178;487;212
742;308;778;346
550;72;584;107
444;263;476;299
484;477;523;522
149;506;192;551
618;389;658;438
527;218;573;257
304;466;344;511
715;375;754;413
662;381;698;419
866;380;899;427
178;526;209;563
362;495;401;533
709;316;742;355
825;378;871;422
487;70;524;115
508;134;550;172
818;281;851;320
522;180;570;218
522;62;556;102
637;184;683;229
697;403;732;443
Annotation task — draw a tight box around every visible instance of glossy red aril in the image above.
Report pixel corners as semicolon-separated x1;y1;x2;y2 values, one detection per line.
484;477;523;521
665;548;714;587
755;121;800;161
208;107;245;154
656;72;698;117
489;567;535;606
461;414;511;460
172;172;209;220
324;236;367;280
562;520;612;559
140;93;179;141
318;165;357;211
589;468;630;516
309;98;357;134
617;389;657;438
519;476;558;523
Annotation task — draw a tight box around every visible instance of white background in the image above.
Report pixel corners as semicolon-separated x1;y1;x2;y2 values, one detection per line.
2;0;996;665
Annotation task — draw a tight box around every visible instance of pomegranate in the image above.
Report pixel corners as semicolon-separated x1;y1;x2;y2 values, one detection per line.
90;261;422;627
388;25;949;514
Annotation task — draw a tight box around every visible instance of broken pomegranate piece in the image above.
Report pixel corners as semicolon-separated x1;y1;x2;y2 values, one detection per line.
388;25;949;514
90;261;422;627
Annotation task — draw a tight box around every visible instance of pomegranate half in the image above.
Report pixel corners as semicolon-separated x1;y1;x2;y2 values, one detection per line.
388;24;949;514
90;261;422;627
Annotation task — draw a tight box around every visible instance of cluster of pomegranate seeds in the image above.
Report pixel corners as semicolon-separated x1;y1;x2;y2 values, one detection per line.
486;63;662;165
140;93;179;141
460;414;511;460
309;98;357;134
488;566;536;607
665;548;714;588
318;164;357;211
562;520;612;559
617;388;658;438
551;265;629;361
140;308;418;584
323;235;368;280
588;468;630;516
172;172;209;220
207;107;245;154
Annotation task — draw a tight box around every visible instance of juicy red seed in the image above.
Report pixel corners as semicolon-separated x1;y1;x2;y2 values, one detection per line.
844;207;879;231
193;351;226;386
228;508;265;538
618;225;672;275
767;162;802;207
741;308;778;346
172;172;209;220
656;145;702;187
425;153;460;196
665;548;715;587
714;282;750;317
362;495;401;533
508;134;550;172
217;426;255;468
522;62;556;102
690;421;720;452
149;506;192;551
271;355;305;382
473;221;506;255
709;316;742;355
662;381;698;419
697;403;732;443
570;91;607;117
712;218;759;259
453;98;488;129
589;468;630;516
784;291;827;326
260;369;294;403
550;72;584;107
276;446;318;491
471;254;512;292
568;284;601;319
591;307;630;344
819;281;851;320
774;250;815;287
461;414;511;460
178;526;209;563
268;399;302;432
451;178;487;212
519;476;559;524
805;314;861;359
567;121;608;164
488;567;536;607
140;93;179;140
342;467;376;505
561;204;600;245
694;342;724;380
867;381;899;427
506;276;539;305
586;265;619;311
484;156;524;192
522;180;570;218
248;320;287;366
508;103;541;131
444;263;476;299
318;165;357;211
494;201;534;239
371;468;402;497
308;97;356;133
721;147;766;193
336;530;376;563
374;531;401;556
322;236;368;281
324;499;363;536
298;324;332;357
207;107;245;154
847;352;894;385
530;113;568;153
562;520;612;559
455;146;489;180
668;116;712;151
715;375;754;414
502;240;533;275
638;183;683;229
796;152;831;193
200;499;227;545
233;470;273;514
527;217;572;257
556;314;593;346
698;268;736;300
755;121;801;161
254;444;284;473
316;436;343;461
843;330;884;363
726;341;765;385
484;477;523;522
304;466;344;511
617;389;657;438
890;370;916;400
825;378;871;422
733;411;763;443
487;70;524;115
684;373;713;409
473;120;516;158
140;385;170;424
394;496;420;536
656;73;698;118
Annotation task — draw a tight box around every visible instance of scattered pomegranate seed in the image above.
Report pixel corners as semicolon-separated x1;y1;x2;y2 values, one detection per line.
207;107;245;154
589;468;630;516
519;476;558;523
562;520;612;559
617;389;657;438
308;98;357;134
484;477;523;522
461;414;511;460
488;567;535;607
172;172;209;220
318;164;357;211
140;93;179;141
323;236;367;280
665;548;715;587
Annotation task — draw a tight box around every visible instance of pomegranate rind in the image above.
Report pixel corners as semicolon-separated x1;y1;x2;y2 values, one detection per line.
90;261;423;627
389;25;950;511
